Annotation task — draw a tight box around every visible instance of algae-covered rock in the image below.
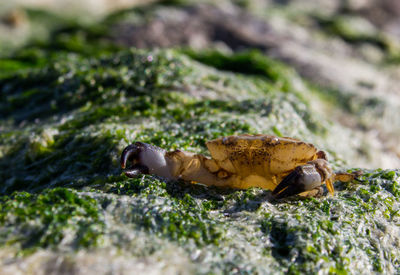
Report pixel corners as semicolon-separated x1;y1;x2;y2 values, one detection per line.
102;1;400;168
0;1;399;274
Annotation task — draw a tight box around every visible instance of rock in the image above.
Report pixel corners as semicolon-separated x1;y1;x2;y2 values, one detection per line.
0;1;399;274
105;2;400;168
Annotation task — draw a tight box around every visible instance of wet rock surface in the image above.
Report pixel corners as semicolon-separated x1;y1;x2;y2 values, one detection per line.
0;1;399;274
106;2;400;168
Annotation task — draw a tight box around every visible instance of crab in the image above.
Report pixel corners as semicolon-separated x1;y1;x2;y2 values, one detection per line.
120;134;359;199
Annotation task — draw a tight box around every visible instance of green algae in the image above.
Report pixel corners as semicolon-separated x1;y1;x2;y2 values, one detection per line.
184;49;293;90
182;49;327;134
0;47;321;195
0;188;105;253
257;169;400;273
315;15;387;48
0;6;399;274
98;169;399;274
0;49;189;123
313;14;400;62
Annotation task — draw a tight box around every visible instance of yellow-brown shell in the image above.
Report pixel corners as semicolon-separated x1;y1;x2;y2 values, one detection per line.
206;134;319;179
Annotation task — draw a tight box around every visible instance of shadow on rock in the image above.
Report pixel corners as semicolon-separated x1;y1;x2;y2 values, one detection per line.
0;133;119;195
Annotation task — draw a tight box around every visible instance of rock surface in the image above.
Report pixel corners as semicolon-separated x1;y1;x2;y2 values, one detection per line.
0;1;399;274
105;1;400;169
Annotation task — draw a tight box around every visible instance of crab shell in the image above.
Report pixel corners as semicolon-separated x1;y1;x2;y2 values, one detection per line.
204;134;327;190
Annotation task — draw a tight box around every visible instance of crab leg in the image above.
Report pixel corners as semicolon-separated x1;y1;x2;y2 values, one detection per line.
272;164;361;199
334;171;362;182
120;142;235;187
272;163;325;199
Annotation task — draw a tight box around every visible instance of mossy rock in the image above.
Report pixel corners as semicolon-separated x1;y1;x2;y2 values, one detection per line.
0;3;399;274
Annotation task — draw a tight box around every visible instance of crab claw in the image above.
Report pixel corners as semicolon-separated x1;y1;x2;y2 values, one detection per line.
272;164;324;199
121;143;147;178
120;142;173;178
121;144;139;170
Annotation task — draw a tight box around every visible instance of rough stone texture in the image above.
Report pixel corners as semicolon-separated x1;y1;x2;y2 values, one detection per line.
0;1;399;274
106;2;400;169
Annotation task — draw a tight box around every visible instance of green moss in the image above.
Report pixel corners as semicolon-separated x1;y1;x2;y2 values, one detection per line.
183;49;294;91
104;175;169;197
0;129;121;195
313;14;400;64
104;176;225;245
254;169;400;273
0;188;105;253
0;49;188;123
0;8;399;272
158;195;225;245
182;49;328;135
314;15;389;49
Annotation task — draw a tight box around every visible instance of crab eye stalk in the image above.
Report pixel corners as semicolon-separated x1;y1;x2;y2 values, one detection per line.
272;164;323;199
